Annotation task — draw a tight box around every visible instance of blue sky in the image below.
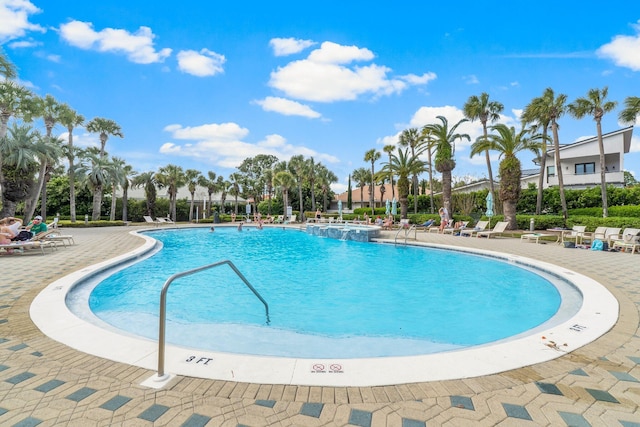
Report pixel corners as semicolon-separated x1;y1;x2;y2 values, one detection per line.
2;0;640;193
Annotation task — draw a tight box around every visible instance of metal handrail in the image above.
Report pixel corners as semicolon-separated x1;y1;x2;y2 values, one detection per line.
394;224;417;245
156;259;269;379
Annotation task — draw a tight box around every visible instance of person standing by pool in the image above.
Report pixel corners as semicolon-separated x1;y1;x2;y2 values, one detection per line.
438;207;449;232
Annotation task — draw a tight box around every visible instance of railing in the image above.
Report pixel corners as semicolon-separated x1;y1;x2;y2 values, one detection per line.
394;224;416;245
156;259;269;379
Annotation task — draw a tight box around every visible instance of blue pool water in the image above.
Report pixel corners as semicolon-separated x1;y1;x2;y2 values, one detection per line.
82;227;567;358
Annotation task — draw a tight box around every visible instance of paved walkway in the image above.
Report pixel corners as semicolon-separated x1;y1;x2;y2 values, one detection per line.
0;225;639;426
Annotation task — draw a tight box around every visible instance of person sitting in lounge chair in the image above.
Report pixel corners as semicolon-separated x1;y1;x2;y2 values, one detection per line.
0;216;23;239
420;219;435;227
26;215;48;235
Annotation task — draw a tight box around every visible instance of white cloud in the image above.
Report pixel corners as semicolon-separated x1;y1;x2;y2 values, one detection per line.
253;96;321;118
463;74;479;84
269;41;436;102
269;37;316;56
0;0;44;43
596;19;640;71
8;38;39;48
59;20;172;64
630;135;640;153
159;122;338;169
177;49;225;76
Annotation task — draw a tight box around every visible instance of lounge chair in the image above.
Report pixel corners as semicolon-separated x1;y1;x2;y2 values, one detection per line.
0;240;55;255
610;228;640;253
460;220;489;237
156;216;175;225
284;214;297;224
35;229;75;247
143;215;161;226
561;225;587;245
477;221;509;238
47;217;59;229
443;221;469;235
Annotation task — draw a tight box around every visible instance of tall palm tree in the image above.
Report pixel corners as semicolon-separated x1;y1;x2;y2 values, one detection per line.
273;170;296;220
381;147;426;219
522;94;552;215
76;150;118;220
217;177;230;214
132;171;158;218
383;144;396;200
398;128;424;214
352;167;369;209
423;116;470;221
199;171;217;217
108;157;126;221
58;103;85;222
288;154;307;220
306;157;318;212
470;124;543;229
86;117;123;158
23;134;64;222
316;164;338;212
155;164;185;221
568;87;618;217
463;92;504;198
120;163;135;222
419;127;438;213
229;172;242;214
0;81;34;211
185;168;202;221
619;96;640;125
364;148;381;214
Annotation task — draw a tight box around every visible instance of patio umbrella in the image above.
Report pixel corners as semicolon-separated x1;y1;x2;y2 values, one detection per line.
338;199;343;220
391;198;397;216
485;192;494;220
385;198;390;216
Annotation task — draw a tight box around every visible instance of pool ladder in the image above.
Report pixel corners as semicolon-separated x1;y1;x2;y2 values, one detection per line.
155;259;269;380
394;224;417;245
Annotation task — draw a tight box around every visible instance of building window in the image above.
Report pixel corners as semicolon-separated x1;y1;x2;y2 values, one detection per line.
547;165;555;177
575;162;595;175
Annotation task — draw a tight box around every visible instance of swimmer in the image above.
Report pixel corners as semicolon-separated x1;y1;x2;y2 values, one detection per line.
210;226;215;232
237;222;243;231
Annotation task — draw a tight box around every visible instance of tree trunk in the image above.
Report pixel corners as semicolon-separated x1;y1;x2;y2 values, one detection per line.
92;185;103;220
24;161;48;221
552;120;568;223
69;156;77;222
110;184;117;221
442;169;452;221
596;119;608;218
535;127;548;215
122;189;129;222
428;151;434;214
502;199;517;230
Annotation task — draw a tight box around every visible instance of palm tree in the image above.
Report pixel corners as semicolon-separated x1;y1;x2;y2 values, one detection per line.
568;87;618;217
364;148;381;214
398;128;424;214
0;48;17;79
108;157;126;221
306;157;318;212
470;124;543;229
0;124;41;217
23;134;64;222
120;163;135;222
352;167;369;209
86;117;123;158
76;150;119;220
216;176;230;214
547;88;569;222
199;171;217;217
383;144;396;200
132;171;159;217
185;169;201;221
0;81;34;210
423;116;470;221
288;155;307;220
316;164;338;212
273;170;296;220
229;172;242;214
522;93;552;215
419;127;438;213
381;147;426;219
155;164;185;221
619;96;640;125
58;103;85;222
463;92;504;198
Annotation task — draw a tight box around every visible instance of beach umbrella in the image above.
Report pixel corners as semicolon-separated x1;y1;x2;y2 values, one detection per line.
338;199;343;219
385;198;390;216
485;192;494;219
391;198;397;216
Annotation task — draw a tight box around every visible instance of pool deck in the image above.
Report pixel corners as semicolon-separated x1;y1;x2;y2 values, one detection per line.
0;224;639;426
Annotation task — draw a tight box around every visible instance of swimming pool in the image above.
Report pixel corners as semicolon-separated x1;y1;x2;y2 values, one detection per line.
31;226;619;387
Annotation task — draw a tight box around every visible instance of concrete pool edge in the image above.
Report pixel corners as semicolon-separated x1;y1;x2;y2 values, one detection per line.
29;229;619;387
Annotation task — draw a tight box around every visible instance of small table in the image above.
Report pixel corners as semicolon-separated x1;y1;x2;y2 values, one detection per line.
521;233;558;244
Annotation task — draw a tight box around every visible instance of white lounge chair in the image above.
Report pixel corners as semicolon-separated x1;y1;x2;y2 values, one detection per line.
610;228;640;253
443;221;469;235
460;220;489;237
143;215;161;227
157;216;175;225
477;221;509;238
0;240;55;255
561;225;587;245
